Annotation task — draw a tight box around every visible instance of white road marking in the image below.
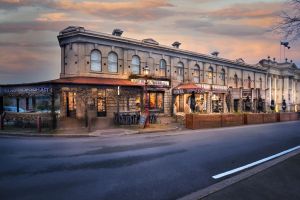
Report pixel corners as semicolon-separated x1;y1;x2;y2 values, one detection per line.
212;145;300;179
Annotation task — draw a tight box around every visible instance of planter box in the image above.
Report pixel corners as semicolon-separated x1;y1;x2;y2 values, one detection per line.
289;112;299;121
244;113;264;125
221;114;244;127
279;113;290;122
186;114;222;129
263;113;277;123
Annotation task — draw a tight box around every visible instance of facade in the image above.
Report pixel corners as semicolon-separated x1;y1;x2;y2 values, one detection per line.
0;26;299;129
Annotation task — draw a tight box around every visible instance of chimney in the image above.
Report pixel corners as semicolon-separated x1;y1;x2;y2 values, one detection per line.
172;41;181;48
112;28;123;36
211;51;219;57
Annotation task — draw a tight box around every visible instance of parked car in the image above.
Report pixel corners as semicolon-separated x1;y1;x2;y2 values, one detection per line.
4;106;25;113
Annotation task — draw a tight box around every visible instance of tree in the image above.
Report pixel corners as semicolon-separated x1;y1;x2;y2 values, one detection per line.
275;0;300;41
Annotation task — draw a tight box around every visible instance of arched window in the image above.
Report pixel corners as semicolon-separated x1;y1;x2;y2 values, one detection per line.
131;55;140;75
159;59;167;77
90;50;101;71
108;52;118;73
234;74;238;88
220;69;225;85
248;76;251;88
193;64;200;83
177;62;184;82
207;66;213;84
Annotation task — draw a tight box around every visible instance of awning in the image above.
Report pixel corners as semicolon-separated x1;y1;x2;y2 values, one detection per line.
173;83;228;94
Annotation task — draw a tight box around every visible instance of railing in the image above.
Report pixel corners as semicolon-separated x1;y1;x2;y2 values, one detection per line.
114;111;158;125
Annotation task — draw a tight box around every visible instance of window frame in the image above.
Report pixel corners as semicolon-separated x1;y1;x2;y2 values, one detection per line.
177;62;184;82
90;50;102;72
108;52;118;73
131;55;140;75
193;64;200;83
159;59;167;77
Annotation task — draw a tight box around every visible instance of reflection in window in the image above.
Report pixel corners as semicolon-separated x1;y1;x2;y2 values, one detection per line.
159;59;167;77
193;65;200;83
148;92;164;111
91;50;101;71
108;52;118;73
131;55;140;75
177;62;184;82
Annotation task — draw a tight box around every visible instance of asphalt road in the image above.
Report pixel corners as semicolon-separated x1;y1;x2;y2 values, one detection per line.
0;121;299;200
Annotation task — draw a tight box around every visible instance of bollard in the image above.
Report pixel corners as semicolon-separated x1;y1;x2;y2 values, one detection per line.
37;116;42;133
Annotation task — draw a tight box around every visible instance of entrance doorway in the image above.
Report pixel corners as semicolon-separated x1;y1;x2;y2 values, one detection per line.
66;92;76;117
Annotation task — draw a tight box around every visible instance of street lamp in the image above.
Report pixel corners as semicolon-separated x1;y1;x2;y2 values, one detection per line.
144;65;150;128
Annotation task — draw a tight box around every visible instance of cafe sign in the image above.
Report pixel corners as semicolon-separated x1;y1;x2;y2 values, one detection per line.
131;79;170;87
2;86;52;96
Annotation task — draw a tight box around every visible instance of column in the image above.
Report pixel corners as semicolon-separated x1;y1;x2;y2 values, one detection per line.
284;77;289;111
207;92;212;113
0;96;3;114
274;76;277;103
26;97;29;111
16;97;20;112
32;96;36;112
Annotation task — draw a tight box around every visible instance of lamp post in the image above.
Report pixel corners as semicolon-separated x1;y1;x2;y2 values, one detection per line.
144;65;150;128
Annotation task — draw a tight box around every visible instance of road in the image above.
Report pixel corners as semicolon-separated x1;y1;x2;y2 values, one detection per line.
0;121;299;200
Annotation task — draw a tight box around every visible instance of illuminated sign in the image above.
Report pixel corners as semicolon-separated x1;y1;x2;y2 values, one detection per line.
2;87;52;96
131;79;170;87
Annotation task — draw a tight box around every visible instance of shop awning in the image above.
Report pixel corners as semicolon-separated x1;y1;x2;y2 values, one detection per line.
173;83;228;94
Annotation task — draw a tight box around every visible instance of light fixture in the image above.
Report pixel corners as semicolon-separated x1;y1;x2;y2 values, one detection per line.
144;65;150;76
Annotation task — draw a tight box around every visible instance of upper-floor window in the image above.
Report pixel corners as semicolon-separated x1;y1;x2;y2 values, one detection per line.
234;74;238;88
207;66;213;84
248;76;251;88
90;50;101;71
131;55;140;75
220;69;225;85
177;62;184;82
259;78;263;89
193;64;200;83
108;52;118;73
159;59;167;77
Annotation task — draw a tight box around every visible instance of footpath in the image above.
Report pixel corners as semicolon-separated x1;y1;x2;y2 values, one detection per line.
180;148;300;200
0;123;183;137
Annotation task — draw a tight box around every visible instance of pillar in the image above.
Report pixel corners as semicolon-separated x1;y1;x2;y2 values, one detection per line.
25;97;29;111
16;97;20;112
284;77;289;111
0;96;3;114
32;96;36;112
51;91;57;130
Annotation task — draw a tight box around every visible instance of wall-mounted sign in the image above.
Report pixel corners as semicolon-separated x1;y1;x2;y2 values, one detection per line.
2;87;52;96
131;79;170;87
211;85;228;92
196;83;211;90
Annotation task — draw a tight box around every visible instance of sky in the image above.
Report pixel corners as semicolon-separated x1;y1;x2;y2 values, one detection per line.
0;0;299;84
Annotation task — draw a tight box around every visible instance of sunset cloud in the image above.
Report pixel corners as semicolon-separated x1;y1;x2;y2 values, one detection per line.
0;0;299;84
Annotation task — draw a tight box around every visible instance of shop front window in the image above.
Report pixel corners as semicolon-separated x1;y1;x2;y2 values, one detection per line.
148;92;164;112
97;89;106;117
65;92;76;117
